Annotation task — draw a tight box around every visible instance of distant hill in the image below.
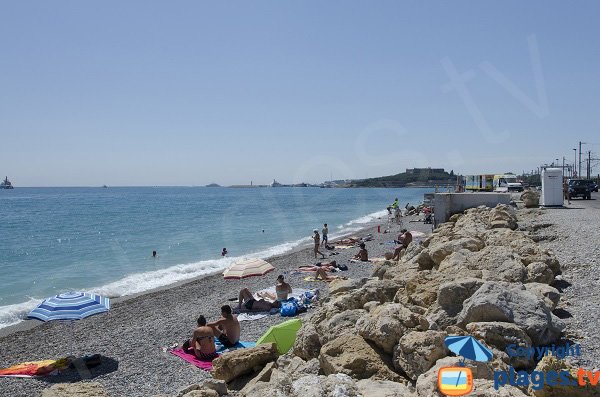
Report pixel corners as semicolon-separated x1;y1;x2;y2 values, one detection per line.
350;168;456;188
205;183;222;187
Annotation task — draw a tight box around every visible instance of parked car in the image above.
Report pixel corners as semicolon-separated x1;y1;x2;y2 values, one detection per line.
568;179;593;199
589;181;599;192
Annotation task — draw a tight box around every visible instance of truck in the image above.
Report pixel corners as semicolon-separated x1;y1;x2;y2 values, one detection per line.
493;174;524;192
464;174;494;191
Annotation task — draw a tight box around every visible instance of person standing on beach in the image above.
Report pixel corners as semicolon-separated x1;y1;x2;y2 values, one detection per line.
182;315;218;360
321;224;329;246
207;305;240;348
313;230;326;259
563;180;571;205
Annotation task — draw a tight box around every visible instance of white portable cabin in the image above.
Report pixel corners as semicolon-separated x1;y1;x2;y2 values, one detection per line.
541;168;563;206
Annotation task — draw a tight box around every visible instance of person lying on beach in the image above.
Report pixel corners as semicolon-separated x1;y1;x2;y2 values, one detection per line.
238;288;281;312
351;243;369;262
206;305;240;348
299;260;338;272
333;237;359;246
181;315;218;361
313;267;347;282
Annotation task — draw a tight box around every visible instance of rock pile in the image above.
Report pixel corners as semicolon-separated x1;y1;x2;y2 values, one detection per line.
231;204;566;396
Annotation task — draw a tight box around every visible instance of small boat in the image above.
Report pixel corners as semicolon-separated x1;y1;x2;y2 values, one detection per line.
102;185;108;188
0;176;14;189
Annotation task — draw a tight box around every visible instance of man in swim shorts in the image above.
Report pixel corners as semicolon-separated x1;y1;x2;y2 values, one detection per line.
207;305;240;348
182;315;218;360
238;288;281;312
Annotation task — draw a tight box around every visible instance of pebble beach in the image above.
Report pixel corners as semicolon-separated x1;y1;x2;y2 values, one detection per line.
0;215;432;397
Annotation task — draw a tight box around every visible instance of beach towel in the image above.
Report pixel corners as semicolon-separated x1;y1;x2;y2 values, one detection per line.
215;340;256;352
237;312;269;322
333;245;353;249
169;348;218;371
303;276;334;283
0;357;71;378
255;287;312;302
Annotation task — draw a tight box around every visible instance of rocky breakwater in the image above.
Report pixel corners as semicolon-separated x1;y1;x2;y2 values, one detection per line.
226;204;570;397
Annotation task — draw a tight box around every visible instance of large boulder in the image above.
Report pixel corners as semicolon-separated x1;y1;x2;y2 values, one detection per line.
457;282;564;346
465;322;533;369
318;335;405;382
318;309;365;345
328;278;367;295
212;343;279;383
466;246;527;283
521;190;540;208
393;330;449;380
526;262;555;284
428;237;485;266
524;283;560;310
293;323;322;361
489;204;518;230
529;355;600;396
356;303;428;353
437;278;485;316
291;373;359;397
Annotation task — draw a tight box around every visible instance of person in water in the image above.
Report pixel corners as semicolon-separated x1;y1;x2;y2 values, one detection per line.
221;248;228;257
207;305;240;348
182;315;218;360
152;250;157;258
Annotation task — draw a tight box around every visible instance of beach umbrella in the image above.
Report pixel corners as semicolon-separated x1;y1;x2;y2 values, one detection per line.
28;292;110;355
444;335;493;362
256;318;302;354
28;292;110;322
223;258;275;280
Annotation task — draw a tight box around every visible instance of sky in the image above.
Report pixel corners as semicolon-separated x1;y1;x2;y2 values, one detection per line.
1;1;599;186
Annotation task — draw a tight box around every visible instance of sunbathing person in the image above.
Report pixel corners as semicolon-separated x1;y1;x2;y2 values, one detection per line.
275;274;292;301
392;229;413;260
238;288;281;312
351;243;369;262
182;315;218;360
299;260;338;272
206;305;240;348
313;267;347;282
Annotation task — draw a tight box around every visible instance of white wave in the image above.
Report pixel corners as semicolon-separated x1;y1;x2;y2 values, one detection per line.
343;209;388;226
0;297;41;329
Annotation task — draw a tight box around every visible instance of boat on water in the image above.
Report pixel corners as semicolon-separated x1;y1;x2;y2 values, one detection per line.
0;176;14;189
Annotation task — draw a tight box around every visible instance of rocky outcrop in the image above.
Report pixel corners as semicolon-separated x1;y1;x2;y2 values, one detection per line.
245;204;564;396
319;335;405;382
529;355;600;396
393;330;448;380
457;282;564;346
212;343;279;383
521;189;540;208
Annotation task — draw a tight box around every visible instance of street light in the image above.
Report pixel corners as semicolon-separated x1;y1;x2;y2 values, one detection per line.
573;149;577;177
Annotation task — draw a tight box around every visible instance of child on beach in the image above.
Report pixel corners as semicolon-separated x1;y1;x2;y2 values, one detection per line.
321;224;328;246
313;230;326;259
207;305;240;348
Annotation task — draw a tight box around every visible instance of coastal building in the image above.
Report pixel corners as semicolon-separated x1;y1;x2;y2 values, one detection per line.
270;179;283;187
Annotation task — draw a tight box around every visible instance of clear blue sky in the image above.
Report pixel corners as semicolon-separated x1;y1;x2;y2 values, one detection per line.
1;1;599;186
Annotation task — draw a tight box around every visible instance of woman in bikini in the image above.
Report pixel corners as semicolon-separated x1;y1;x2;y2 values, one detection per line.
182;315;218;361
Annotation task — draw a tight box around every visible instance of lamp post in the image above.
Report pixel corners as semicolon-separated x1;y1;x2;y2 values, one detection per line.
573;148;577;177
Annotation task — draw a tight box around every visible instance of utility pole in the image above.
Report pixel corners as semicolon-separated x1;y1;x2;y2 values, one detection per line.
588;151;592;180
573;148;577;177
562;157;565;179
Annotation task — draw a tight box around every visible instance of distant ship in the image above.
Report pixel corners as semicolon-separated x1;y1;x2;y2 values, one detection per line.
0;176;14;189
102;185;108;188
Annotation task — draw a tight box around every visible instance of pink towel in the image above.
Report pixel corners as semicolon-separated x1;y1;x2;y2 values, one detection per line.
169;348;219;371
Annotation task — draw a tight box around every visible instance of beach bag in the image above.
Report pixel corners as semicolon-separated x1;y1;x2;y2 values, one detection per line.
280;300;298;317
337;264;348;271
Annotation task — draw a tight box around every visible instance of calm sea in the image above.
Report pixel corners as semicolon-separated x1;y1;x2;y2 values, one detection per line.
0;186;430;328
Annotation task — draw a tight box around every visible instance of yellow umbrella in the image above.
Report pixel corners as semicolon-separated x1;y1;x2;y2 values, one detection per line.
223;258;275;279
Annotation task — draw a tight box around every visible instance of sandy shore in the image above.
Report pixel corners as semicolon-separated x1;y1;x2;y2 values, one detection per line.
0;214;433;397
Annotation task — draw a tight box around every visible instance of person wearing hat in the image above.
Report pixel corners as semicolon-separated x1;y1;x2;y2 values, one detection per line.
313;229;326;259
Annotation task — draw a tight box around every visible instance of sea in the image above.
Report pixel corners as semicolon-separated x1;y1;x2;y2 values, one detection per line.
0;186;431;329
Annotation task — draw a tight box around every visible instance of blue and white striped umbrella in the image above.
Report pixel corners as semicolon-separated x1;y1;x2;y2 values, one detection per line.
28;292;110;322
444;335;493;362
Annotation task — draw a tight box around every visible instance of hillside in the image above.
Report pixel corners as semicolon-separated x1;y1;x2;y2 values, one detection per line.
350;168;456;188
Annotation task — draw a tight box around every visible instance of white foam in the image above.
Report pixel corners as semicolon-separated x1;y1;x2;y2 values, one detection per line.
0;297;41;329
